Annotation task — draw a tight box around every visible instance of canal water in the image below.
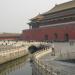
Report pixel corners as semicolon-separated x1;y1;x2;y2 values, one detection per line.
0;55;32;75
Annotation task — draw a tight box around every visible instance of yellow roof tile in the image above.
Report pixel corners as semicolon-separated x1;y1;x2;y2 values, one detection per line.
45;0;75;14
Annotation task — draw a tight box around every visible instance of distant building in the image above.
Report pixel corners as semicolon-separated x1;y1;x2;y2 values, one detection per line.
0;33;21;40
21;0;75;41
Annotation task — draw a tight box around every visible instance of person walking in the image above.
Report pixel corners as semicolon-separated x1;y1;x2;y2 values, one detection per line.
51;42;55;56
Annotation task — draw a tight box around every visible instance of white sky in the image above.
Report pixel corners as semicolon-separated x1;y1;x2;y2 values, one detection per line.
0;0;72;33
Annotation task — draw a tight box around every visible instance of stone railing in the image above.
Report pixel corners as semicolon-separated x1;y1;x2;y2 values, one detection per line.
0;46;28;64
31;47;55;75
57;51;75;60
0;41;48;64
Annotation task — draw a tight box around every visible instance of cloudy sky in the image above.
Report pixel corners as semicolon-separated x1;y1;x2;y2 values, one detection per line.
0;0;71;33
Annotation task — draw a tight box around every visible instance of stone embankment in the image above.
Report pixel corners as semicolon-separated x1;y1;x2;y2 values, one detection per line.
0;46;28;64
0;41;29;64
0;40;48;64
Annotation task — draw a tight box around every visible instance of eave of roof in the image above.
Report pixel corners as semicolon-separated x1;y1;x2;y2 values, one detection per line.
30;0;75;22
30;13;45;21
43;0;75;15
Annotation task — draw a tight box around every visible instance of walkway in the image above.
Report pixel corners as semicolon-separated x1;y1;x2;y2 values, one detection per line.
39;42;75;75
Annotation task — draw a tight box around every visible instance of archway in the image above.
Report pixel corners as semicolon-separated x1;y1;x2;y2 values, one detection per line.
44;34;48;41
54;33;58;41
64;33;69;41
28;45;38;53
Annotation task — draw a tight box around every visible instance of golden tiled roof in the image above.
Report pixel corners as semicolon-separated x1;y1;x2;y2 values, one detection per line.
31;1;75;20
31;14;44;20
44;0;75;14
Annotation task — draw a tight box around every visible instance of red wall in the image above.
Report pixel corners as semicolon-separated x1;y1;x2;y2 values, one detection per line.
0;37;19;40
22;23;75;41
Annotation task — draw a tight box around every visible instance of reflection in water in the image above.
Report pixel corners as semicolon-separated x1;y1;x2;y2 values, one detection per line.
0;55;32;75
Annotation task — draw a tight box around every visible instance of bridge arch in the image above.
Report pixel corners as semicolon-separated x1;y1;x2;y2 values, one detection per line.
28;44;47;53
28;45;38;53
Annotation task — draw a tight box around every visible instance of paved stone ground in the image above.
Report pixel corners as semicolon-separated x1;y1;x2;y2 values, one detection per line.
39;42;75;75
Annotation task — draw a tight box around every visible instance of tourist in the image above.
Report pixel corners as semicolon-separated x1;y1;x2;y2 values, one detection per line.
51;41;55;56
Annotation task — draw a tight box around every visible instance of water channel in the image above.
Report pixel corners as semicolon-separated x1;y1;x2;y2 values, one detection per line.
0;55;32;75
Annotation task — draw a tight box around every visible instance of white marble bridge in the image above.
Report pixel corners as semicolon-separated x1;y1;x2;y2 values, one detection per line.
31;42;75;75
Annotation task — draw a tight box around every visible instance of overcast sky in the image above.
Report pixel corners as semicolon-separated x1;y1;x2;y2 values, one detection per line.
0;0;71;33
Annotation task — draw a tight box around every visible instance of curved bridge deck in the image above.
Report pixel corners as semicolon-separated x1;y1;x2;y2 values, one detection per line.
32;42;75;75
39;53;75;75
